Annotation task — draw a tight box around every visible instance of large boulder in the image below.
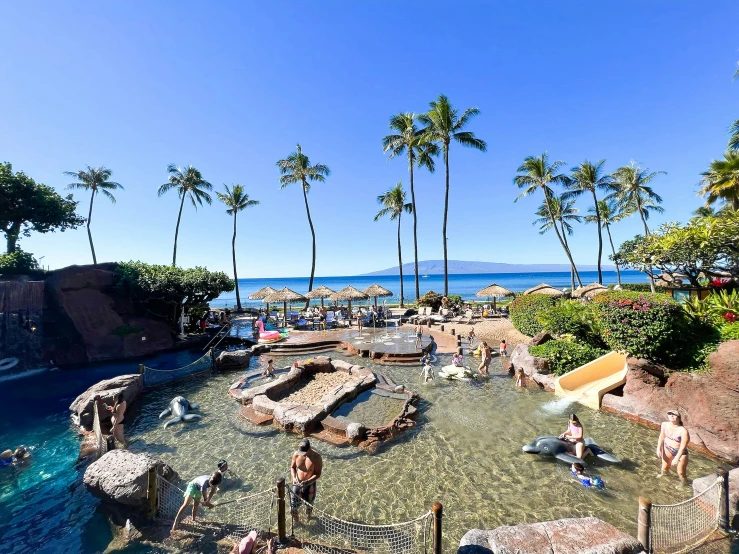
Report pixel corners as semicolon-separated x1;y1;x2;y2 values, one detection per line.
215;349;251;371
692;467;739;529
70;374;143;429
84;450;177;508
272;403;324;435
458;517;641;554
530;331;553;347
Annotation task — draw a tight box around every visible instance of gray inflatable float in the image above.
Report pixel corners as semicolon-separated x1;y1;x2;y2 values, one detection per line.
159;396;202;429
522;436;621;464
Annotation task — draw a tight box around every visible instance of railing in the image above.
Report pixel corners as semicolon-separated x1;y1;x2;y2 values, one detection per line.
139;349;214;388
203;322;233;352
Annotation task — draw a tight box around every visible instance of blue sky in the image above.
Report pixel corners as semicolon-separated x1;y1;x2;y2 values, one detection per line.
2;1;737;277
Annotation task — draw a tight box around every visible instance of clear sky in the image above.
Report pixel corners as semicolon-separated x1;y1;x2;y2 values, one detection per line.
2;1;738;277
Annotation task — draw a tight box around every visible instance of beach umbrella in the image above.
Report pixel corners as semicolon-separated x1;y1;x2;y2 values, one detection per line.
329;286;369;324
263;287;307;327
522;283;566;297
572;282;607;300
248;286;277;315
362;284;393;309
305;285;336;308
475;283;515;311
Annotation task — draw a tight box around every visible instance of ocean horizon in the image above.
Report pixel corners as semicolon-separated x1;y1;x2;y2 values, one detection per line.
211;270;647;308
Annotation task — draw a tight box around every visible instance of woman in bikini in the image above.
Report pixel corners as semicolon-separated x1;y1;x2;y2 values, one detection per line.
559;413;586;459
657;409;689;484
106;393;127;445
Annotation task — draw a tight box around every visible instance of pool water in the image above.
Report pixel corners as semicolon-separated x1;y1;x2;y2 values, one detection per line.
331;389;406;429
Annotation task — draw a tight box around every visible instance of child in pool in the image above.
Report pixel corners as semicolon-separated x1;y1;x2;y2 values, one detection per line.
515;368;527;387
467;329;476;347
420;363;434;383
452;353;464;367
262;359;275;378
571;463;604;489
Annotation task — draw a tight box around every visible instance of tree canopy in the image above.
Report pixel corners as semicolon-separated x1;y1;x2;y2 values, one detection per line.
0;162;85;253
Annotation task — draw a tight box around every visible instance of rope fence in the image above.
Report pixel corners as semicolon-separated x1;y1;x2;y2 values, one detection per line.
140;349;214;388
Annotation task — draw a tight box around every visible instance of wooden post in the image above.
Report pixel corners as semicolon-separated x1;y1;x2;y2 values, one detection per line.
146;466;157;520
432;502;443;554
138;364;144;374
277;477;286;542
440;325;444;332
717;468;729;532
451;328;455;336
427;319;432;328
637;497;651;552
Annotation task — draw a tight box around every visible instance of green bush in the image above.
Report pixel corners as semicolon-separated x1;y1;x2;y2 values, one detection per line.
0;250;42;276
417;291;442;310
446;294;463;307
509;294;557;336
536;299;603;344
720;323;739;342
608;283;667;293
530;339;608;376
593;291;690;365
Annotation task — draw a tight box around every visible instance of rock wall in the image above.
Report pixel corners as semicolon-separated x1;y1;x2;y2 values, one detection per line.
69;374;143;430
509;344;554;390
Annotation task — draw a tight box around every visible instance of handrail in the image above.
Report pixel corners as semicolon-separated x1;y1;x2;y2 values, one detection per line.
203;322;233;351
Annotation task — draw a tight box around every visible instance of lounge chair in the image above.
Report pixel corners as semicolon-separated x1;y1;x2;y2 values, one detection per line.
325;311;337;328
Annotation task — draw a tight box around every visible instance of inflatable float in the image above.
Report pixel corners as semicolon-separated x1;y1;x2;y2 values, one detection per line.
0;358;19;372
254;320;286;343
522;436;621;464
438;365;476;380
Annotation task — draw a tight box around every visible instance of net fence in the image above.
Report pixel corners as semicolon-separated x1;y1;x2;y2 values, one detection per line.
289;488;432;554
142;350;213;388
649;477;723;554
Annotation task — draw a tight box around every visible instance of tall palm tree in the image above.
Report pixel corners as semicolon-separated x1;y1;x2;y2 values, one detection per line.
63;166;123;265
563;160;613;284
374;183;413;307
534;195;582;290
276;145;330;293
158;164;212;267
418;95;487;295
382;112;439;301
514;153;583;287
217;185;259;311
607;162;664;291
586;199;626;286
729;120;739;152
699;151;739;210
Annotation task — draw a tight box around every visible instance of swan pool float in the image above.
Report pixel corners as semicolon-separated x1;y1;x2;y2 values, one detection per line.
254;319;285;343
438;365;476;380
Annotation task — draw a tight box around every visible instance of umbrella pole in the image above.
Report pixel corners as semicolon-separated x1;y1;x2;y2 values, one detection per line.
348;300;352;328
283;301;287;328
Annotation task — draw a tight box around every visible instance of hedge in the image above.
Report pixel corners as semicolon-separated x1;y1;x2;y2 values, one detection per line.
536;299;602;345
530;339;608;376
509;294;557;336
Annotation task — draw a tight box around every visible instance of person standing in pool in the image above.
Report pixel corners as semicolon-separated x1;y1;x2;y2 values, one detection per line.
290;439;322;522
106;393;127;446
171;471;222;532
499;339;508;356
657;409;690;484
415;323;423;347
477;342;492;376
262;359;275;378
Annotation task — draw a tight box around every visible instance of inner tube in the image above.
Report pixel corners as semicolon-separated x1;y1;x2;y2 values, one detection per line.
0;358;19;372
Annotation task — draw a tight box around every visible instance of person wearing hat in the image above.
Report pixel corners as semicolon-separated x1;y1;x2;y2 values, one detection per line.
657;409;690;484
290;438;322;522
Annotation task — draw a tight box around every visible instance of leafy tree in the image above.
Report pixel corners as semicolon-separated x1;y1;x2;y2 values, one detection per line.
699;151;739;211
276;145;330;294
0;249;42;276
533;194;581;290
382;112;439;301
586;199;626;285
157;165;212;267
418;95;486;296
563;160;613;283
514;153;583;287
730;120;739;152
0;162;85;253
216;184;259;311
374;182;413;307
64;166;123;265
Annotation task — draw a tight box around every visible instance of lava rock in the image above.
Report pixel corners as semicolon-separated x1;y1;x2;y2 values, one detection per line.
530;332;553;347
215;349;251;371
70;374;142;429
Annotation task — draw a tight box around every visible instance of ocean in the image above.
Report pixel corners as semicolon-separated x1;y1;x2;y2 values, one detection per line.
211;270;646;308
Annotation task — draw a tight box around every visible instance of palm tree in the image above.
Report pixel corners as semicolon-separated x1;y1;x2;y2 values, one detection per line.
374;183;413;307
418;95;487;295
217;185;259;311
277;145;330;293
607;162;665;292
63;166;123;265
586;199;626;286
158;164;212;267
699;151;739;210
533;195;582;290
382;113;439;301
514;153;583;287
563;160;613;284
729;120;739;152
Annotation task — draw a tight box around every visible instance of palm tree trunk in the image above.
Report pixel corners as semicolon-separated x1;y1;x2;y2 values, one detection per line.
302;181;317;297
87;189;97;265
543;190;583;287
605;224;622;286
560;221;575;291
636;198;656;292
172;194;186;267
442;144;450;296
592;191;603;284
397;213;404;307
408;152;420;302
232;211;241;311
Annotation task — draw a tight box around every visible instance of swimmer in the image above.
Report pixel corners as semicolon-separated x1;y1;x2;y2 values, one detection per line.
420;363;434;383
0;449;12;467
515;367;527;387
415;323;423;348
262;359;275;378
571;463;604;489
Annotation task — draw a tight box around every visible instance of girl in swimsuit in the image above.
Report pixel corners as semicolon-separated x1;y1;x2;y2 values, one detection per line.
657;409;689;484
559;413;585;459
107;393;127;446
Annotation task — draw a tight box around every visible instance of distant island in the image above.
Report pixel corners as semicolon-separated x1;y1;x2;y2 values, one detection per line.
360;259;616;276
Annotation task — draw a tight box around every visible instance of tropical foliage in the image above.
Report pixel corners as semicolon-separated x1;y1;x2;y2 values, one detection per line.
530;339;608;376
699;151;739;211
0;249;43;276
374;182;412;307
536;299;602;344
509;293;558;336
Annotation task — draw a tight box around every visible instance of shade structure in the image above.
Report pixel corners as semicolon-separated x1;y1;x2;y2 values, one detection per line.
476;283;515;311
362;284;393;309
305;285;336;308
248;286;277;314
263;287;307;327
523;283;566;297
329;286;369;324
572;282;607;299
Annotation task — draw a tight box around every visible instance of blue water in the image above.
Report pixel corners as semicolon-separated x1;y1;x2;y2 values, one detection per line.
0;349;201;554
211;270;646;308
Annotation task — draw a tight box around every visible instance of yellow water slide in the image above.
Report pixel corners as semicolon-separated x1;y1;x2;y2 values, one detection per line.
553;351;628;410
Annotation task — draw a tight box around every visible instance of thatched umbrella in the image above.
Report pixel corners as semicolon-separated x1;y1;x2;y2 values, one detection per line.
305;285;336;308
572;282;607;299
523;283;565;297
248;286;277;314
263;287;307;327
329;286;369;324
476;283;515;311
583;286;608;300
362;284;393;309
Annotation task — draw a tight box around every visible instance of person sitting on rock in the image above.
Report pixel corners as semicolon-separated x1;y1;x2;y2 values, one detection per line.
171;471;222;532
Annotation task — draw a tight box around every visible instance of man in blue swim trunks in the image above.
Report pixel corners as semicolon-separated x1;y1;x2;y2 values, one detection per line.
171;471;222;532
290;439;322;522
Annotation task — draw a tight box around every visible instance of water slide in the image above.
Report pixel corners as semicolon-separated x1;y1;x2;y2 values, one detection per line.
553;351;628;410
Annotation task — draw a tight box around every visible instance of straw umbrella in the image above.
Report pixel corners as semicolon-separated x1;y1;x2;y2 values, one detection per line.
263;287;307;327
362;284;393;310
572;282;607;299
476;283;515;311
329;286;369;325
305;285;336;308
248;286;277;315
522;283;566;297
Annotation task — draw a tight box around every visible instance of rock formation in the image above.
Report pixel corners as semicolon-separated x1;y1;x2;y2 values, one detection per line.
215;349;251;370
70;374;143;429
509;344;554;390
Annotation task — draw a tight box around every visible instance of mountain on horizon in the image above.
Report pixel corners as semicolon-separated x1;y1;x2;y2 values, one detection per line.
360;259;615;276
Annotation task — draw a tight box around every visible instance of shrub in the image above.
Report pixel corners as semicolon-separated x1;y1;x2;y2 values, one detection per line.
446;294;463;307
536;299;603;345
593;291;690;365
720;323;739;342
509;294;557;336
0;250;42;276
417;290;442;311
609;283;667;293
530;339;608;376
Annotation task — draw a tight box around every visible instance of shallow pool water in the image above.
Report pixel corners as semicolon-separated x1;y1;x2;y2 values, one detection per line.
126;353;729;550
331;389;406;428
